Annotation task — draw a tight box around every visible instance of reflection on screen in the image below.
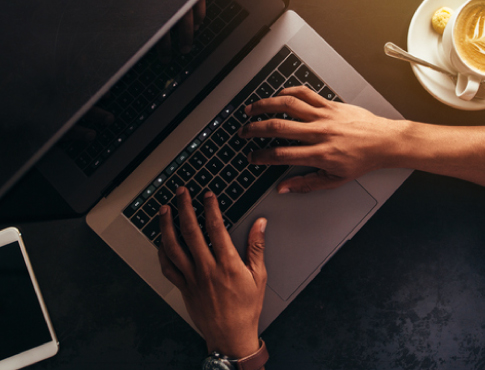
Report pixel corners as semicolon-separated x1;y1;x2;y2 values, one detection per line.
0;242;52;360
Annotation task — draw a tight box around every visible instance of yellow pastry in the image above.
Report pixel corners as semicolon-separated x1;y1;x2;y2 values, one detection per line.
431;7;454;34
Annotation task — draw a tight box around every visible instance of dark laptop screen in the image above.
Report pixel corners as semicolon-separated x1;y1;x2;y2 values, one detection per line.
0;0;193;199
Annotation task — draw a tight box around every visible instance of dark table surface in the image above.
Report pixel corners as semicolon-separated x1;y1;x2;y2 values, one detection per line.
2;0;485;369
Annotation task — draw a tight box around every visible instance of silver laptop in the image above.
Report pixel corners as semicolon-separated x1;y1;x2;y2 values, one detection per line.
41;0;411;334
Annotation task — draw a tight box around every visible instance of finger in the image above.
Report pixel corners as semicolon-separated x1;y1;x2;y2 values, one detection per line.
245;94;321;122
248;145;325;167
238;118;319;143
176;9;194;54
158;240;187;289
176;187;214;264
278;86;330;108
193;0;206;30
156;33;172;64
159;205;194;276
245;218;267;286
203;192;239;263
277;170;350;193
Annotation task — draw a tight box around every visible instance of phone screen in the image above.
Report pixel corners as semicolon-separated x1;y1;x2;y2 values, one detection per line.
0;241;53;360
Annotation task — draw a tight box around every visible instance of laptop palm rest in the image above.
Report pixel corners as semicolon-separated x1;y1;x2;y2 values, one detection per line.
230;167;377;301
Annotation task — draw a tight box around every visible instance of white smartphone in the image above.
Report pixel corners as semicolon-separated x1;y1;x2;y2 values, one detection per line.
0;227;59;370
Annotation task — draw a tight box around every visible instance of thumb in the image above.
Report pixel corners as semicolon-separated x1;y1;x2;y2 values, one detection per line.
246;218;267;284
277;170;350;193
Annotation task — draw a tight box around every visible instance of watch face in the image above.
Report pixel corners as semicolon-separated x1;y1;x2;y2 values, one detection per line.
202;356;235;370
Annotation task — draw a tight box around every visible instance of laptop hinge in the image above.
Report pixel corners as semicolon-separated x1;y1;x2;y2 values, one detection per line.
101;25;271;198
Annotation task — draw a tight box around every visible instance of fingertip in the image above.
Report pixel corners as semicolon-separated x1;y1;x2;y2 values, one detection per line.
278;187;290;194
259;218;267;234
245;104;252;115
160;205;168;214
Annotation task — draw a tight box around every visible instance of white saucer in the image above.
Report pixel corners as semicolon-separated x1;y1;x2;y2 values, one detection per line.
408;0;485;110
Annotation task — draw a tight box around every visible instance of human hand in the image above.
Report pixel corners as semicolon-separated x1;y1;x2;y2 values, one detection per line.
158;0;206;61
238;86;406;193
158;187;267;358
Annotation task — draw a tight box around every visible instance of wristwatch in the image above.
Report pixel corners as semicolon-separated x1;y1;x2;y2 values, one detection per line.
202;339;269;370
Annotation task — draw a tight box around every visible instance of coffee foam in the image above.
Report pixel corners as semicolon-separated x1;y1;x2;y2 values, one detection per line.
454;0;485;73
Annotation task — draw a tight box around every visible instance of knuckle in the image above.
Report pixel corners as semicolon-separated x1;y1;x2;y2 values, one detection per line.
268;119;286;133
181;226;200;242
283;95;297;109
270;147;291;162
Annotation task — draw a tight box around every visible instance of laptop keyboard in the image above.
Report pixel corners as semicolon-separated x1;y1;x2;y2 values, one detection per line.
60;0;248;176
123;46;343;248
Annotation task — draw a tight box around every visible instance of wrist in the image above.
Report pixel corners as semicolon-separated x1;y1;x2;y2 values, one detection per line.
207;333;260;359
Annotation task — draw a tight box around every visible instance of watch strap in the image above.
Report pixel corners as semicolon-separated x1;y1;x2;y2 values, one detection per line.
235;339;269;370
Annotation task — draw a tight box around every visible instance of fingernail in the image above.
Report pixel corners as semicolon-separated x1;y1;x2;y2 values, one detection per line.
160;206;168;215
278;187;290;194
245;105;252;114
176;186;185;195
204;191;214;198
260;219;267;234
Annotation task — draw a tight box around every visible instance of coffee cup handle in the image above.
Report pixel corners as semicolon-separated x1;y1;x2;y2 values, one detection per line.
456;74;481;101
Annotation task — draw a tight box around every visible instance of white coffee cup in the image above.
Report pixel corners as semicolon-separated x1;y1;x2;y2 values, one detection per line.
440;0;485;101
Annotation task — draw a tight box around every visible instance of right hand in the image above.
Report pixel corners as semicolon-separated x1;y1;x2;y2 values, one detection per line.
238;86;406;193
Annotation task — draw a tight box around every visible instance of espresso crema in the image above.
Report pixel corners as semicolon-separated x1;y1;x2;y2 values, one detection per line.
454;0;485;73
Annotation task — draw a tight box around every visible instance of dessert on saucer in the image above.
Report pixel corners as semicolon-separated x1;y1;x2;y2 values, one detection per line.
408;0;485;110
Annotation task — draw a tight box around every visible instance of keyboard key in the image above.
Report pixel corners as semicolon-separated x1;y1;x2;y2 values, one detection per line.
143;216;160;240
216;145;236;162
320;85;336;100
155;186;173;205
186;180;202;197
231;153;248;171
278;54;301;77
217;193;233;213
284;76;302;88
143;198;161;217
200;139;218;158
208;176;227;195
245;94;260;106
207;157;224;175
228;136;247;151
189;152;208;168
267;70;285;89
166;174;184;193
195;168;213;187
237;170;255;188
124;197;145;218
295;65;324;91
131;210;150;229
223;117;241;135
226;182;244;200
248;164;266;177
212;129;230;147
234;106;249;124
178;163;196;181
256;82;274;99
220;164;238;183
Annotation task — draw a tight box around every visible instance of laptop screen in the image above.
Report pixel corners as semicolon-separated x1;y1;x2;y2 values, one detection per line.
0;0;196;200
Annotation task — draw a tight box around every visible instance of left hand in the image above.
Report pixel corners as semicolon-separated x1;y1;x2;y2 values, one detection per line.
158;187;267;358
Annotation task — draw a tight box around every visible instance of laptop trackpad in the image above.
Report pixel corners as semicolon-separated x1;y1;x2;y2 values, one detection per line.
231;172;377;301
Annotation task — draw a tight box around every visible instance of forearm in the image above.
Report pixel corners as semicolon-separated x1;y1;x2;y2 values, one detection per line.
391;120;485;186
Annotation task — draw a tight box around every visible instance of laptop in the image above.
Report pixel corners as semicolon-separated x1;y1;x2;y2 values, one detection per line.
37;0;412;333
